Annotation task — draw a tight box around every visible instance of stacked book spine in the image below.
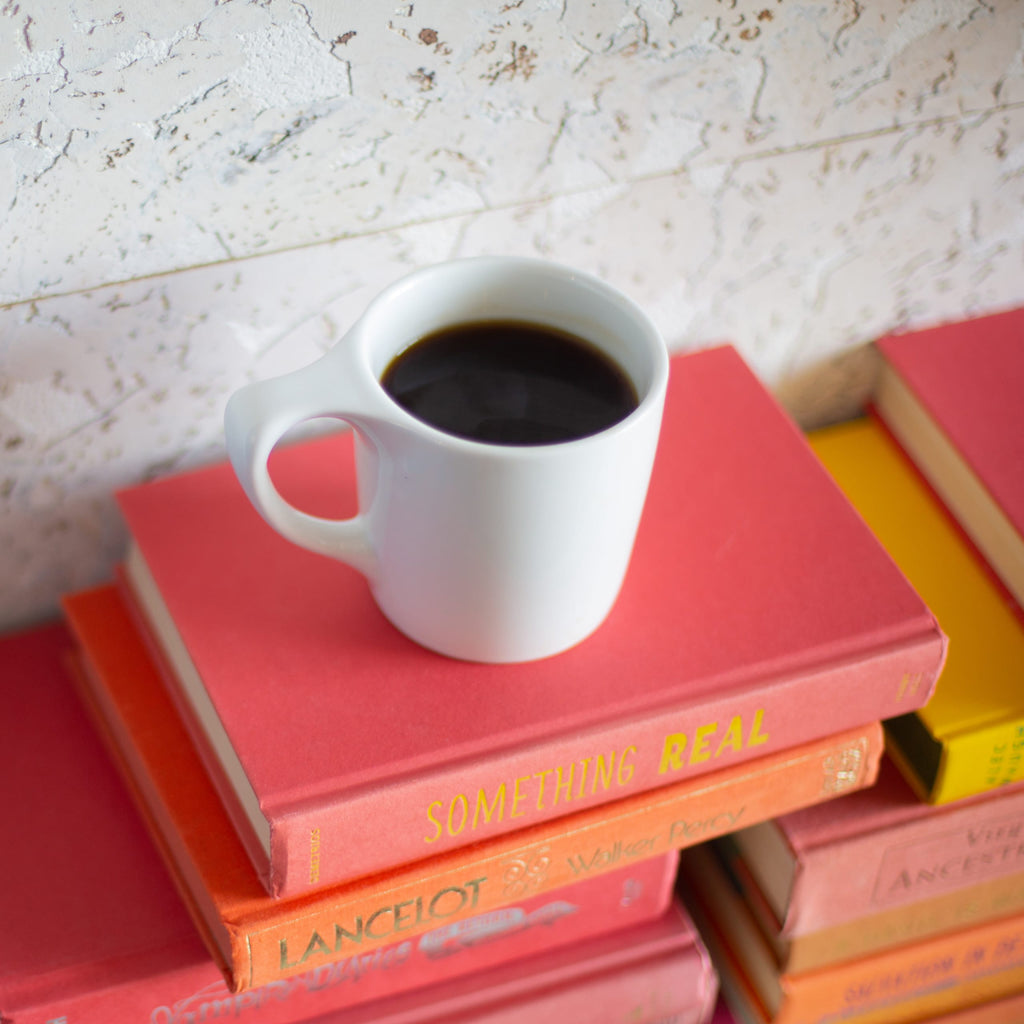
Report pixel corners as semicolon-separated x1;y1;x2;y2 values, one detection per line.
679;307;1024;1024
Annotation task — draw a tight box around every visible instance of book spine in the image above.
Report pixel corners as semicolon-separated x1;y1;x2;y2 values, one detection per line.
265;635;938;896
874;362;1024;612
780;781;1024;935
332;903;716;1024
923;989;1024;1024
778;911;1024;1024
935;720;1024;804
783;870;1024;973
403;949;714;1024
236;722;883;990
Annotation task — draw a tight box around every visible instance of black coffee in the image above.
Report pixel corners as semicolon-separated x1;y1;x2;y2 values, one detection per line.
380;320;639;446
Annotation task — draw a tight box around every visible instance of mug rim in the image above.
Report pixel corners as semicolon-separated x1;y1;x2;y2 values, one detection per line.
348;255;670;455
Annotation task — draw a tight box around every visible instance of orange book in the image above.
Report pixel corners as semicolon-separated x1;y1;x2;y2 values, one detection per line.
680;843;1024;1024
64;583;884;993
924;990;1024;1024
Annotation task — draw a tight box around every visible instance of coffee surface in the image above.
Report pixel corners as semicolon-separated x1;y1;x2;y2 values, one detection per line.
380;320;638;445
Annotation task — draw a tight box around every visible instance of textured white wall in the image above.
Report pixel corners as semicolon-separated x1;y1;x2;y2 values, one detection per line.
2;0;1023;631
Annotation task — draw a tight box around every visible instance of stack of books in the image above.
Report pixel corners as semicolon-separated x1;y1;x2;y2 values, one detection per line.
679;308;1024;1023
1;344;949;1023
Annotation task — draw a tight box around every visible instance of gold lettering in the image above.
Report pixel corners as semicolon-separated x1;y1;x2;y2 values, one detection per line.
715;716;745;757
533;768;552;809
300;930;332;965
659;732;688;774
593;752;616;791
365;905;395;940
689;722;717;763
617;745;636;784
447;793;469;837
748;708;769;746
392;898;416;930
576;757;592;798
552;763;575;806
426;750;639;840
333;919;364;950
473;784;506;829
279;938;299;971
424;801;444;844
661;713;769;775
510;776;530;818
429;886;470;919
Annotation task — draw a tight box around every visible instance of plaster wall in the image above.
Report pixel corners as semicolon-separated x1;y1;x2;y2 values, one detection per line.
2;0;1023;630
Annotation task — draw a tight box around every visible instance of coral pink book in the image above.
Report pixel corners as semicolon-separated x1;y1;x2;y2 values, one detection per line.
1;622;205;1024
63;582;883;993
874;306;1024;609
729;754;1024;937
116;344;945;897
681;843;1024;1024
0;619;682;1024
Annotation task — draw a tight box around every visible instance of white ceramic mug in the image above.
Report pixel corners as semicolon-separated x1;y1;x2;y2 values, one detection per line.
223;256;668;663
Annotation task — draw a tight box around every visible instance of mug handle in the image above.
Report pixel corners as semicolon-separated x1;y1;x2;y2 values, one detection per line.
223;352;380;581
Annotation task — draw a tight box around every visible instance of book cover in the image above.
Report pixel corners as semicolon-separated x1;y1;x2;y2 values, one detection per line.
0;622;208;1024
728;755;1024;941
0;621;684;1023
265;899;718;1024
63;582;884;992
809;417;1024;804
680;842;1024;1024
874;306;1024;609
116;344;943;897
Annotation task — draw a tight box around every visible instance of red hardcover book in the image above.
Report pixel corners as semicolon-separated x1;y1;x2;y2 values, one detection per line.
731;755;1024;935
874;306;1024;608
0;620;680;1024
115;344;945;897
63;582;884;992
1;622;206;1024
681;843;1024;1024
267;899;718;1024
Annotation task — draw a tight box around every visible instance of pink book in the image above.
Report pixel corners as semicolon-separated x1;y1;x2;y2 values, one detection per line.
874;306;1024;608
0;620;685;1024
725;754;1024;938
116;344;946;897
294;899;718;1024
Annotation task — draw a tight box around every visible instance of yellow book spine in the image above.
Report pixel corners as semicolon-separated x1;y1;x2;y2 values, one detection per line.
936;721;1024;804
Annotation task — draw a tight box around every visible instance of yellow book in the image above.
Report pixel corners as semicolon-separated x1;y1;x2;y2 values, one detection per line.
810;418;1024;804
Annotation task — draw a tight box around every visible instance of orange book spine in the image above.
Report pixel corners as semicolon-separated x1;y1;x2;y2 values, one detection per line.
64;584;882;993
776;910;1024;1024
927;989;1024;1024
